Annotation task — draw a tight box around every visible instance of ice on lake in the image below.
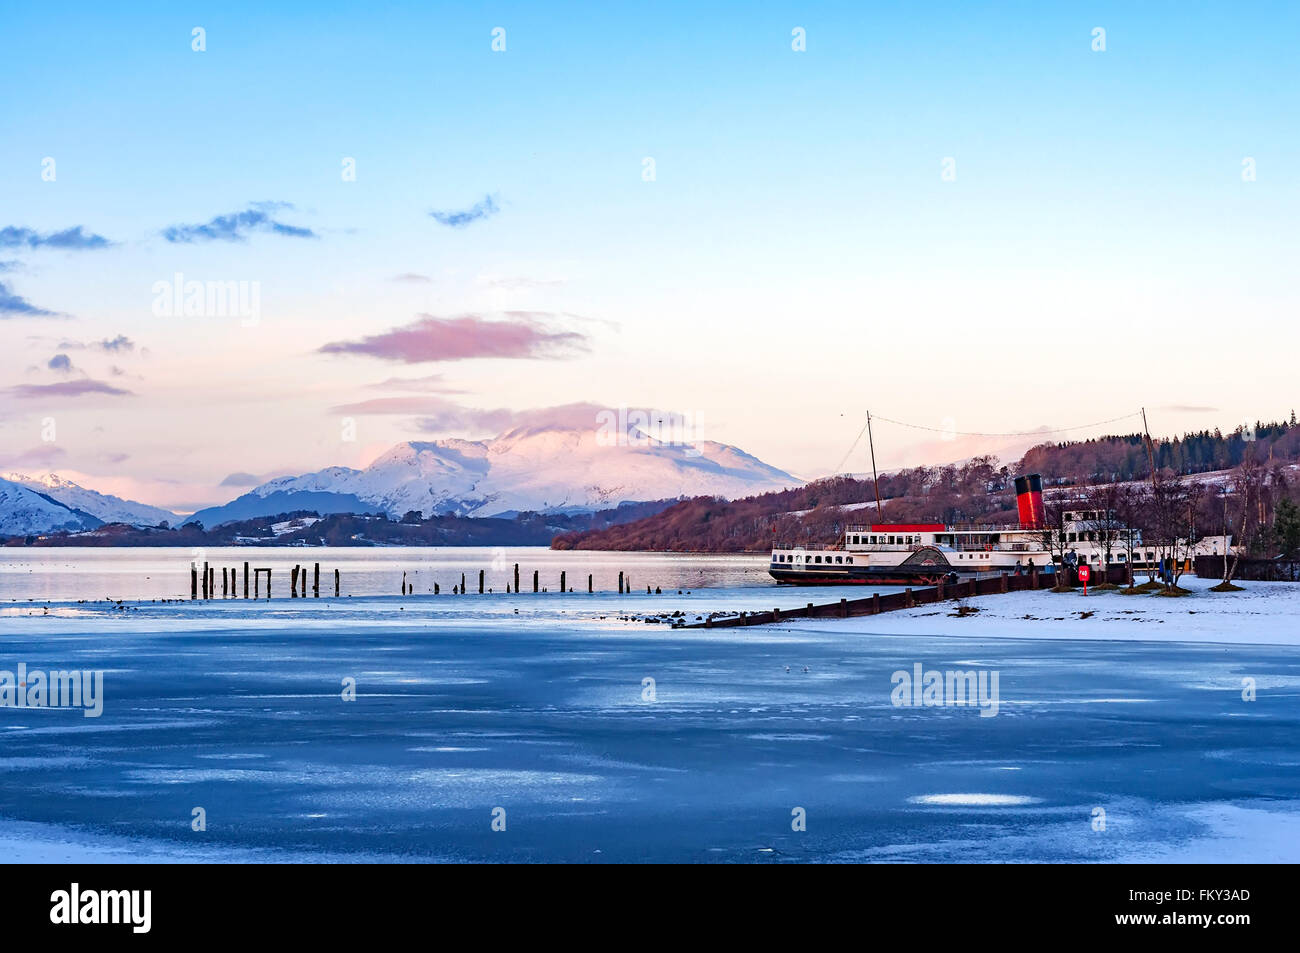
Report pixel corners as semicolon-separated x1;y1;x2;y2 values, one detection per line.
1;557;1298;862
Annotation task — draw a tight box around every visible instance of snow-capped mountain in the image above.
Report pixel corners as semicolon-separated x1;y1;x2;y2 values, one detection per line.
1;472;176;528
0;477;102;536
188;407;799;528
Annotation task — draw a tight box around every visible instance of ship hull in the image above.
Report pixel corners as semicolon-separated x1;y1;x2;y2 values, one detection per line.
768;565;963;586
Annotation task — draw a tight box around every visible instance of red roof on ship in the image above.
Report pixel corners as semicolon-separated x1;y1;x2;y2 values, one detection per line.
869;523;946;532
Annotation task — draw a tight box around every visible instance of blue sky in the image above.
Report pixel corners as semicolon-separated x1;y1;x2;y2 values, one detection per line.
2;2;1297;510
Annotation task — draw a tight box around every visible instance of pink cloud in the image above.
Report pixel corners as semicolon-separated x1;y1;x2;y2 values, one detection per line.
7;379;133;398
318;312;588;364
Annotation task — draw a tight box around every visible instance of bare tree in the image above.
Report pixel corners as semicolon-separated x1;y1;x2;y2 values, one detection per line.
1217;457;1262;587
1147;474;1206;590
1111;482;1148;586
1080;482;1126;576
1031;494;1073;586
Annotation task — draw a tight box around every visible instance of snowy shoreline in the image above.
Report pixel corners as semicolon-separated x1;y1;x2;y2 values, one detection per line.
777;575;1300;647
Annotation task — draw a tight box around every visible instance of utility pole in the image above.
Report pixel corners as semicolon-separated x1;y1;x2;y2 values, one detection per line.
1141;406;1158;490
867;410;883;517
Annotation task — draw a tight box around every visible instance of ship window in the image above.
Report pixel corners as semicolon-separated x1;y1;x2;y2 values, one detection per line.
846;557;853;564
888;536;896;544
852;535;859;544
814;556;822;563
835;556;843;564
871;536;878;544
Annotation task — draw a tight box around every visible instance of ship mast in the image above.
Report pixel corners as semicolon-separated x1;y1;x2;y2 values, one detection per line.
867;410;883;517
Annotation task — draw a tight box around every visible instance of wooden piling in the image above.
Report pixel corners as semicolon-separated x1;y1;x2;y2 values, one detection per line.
202;561;209;599
191;565;198;599
533;570;539;593
618;571;624;594
588;574;593;593
313;563;320;596
806;601;814;617
560;571;566;593
514;563;520;593
292;566;299;597
872;592;880;615
840;597;847;618
334;568;340;597
461;573;466;594
905;587;914;608
773;607;781;622
479;569;484;594
243;561;250;598
1000;573;1008;593
401;571;406;595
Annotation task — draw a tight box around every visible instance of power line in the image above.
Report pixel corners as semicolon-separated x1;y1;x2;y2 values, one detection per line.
868;411;1144;439
830;410;1147;475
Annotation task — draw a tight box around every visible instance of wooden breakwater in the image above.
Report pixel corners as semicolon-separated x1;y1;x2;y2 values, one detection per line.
186;560;651;600
191;561;340;600
679;565;1128;629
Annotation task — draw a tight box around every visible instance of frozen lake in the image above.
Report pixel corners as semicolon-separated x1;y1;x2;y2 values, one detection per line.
1;574;1298;862
0;546;773;603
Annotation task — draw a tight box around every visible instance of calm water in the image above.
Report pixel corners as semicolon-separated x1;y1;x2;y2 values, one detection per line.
0;547;775;603
0;595;1296;862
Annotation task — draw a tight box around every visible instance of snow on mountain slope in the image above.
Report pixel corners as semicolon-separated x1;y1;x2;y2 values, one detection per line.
1;472;176;527
0;478;100;536
188;407;800;526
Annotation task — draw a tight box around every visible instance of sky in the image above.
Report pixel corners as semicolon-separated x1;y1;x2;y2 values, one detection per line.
1;1;1297;512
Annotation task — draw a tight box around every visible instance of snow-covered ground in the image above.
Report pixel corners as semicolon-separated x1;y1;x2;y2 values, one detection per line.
792;574;1300;646
0;574;1297;863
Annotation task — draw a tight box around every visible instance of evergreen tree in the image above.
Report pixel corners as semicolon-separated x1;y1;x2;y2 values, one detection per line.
1273;499;1300;559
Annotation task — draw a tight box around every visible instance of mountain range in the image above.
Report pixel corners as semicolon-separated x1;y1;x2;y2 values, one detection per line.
0;472;179;537
186;410;798;528
0;410;800;536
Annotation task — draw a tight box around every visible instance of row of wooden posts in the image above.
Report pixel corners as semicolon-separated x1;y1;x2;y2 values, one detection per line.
191;561;340;600
403;564;641;596
190;561;646;599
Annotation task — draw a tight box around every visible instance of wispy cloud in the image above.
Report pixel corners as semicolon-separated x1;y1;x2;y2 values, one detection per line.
429;195;499;228
56;334;136;352
219;472;264;487
0;260;20;272
162;202;317;243
1;445;67;468
480;275;566;290
390;273;432;284
318;312;588;364
7;379;133;398
47;353;74;373
368;374;462;393
0;225;113;250
406;400;610;436
0;280;61;317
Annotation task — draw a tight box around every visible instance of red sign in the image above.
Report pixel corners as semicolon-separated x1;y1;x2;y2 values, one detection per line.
1078;565;1090;582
